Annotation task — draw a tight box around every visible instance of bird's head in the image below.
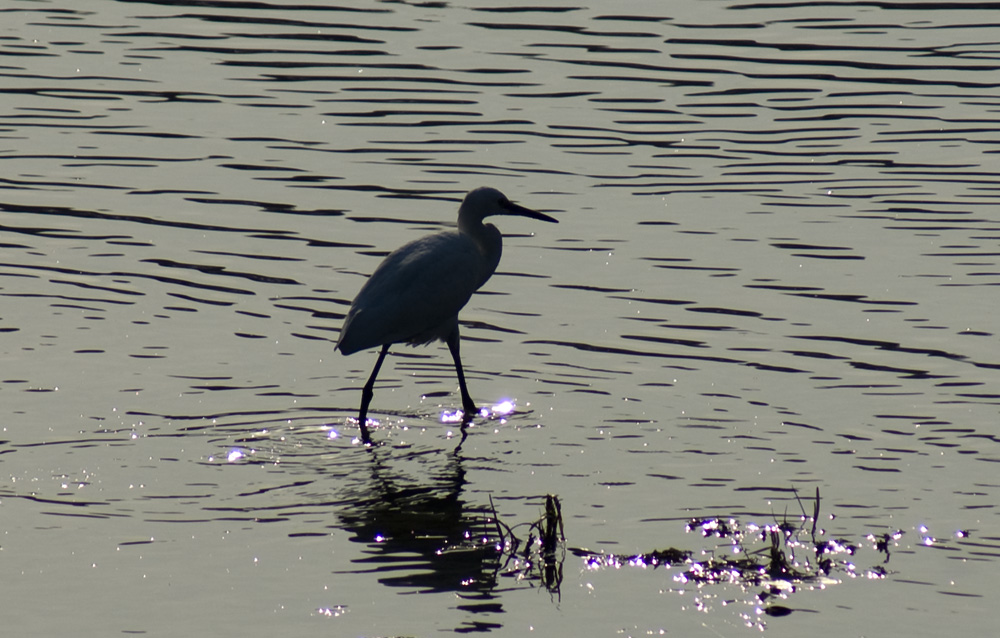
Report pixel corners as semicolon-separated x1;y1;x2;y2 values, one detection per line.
458;186;558;228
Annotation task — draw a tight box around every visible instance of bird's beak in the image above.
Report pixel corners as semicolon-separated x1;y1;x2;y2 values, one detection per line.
501;199;559;223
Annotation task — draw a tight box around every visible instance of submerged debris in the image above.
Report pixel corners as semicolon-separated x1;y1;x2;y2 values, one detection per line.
574;488;905;630
422;486;923;630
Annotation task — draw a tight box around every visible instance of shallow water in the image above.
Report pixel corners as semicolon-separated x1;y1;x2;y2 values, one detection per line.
2;0;999;635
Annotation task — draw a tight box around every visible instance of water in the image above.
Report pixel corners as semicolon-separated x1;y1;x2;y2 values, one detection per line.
2;0;999;635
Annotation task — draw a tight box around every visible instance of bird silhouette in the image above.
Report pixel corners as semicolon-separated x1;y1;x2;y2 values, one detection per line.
337;186;558;444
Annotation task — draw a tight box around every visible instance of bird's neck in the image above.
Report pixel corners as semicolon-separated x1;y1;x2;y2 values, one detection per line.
459;220;502;285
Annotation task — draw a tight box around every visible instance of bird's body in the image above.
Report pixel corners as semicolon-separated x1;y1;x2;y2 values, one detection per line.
337;230;491;354
337;186;557;444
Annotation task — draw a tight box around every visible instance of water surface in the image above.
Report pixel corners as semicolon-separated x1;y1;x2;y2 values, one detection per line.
2;1;999;635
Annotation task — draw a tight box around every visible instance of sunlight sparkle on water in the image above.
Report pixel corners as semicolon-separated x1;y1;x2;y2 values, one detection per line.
491;399;515;415
316;606;347;618
442;400;515;423
226;449;245;463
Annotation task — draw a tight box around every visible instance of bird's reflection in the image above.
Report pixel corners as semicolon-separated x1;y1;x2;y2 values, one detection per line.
333;441;564;617
335;445;502;596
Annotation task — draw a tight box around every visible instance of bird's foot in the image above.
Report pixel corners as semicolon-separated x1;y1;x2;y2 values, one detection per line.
461;404;480;423
354;416;374;446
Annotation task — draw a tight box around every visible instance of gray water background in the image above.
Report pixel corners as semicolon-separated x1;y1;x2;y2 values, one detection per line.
2;0;999;635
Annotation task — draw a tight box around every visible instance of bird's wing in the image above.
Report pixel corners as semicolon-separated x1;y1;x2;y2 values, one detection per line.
338;232;486;353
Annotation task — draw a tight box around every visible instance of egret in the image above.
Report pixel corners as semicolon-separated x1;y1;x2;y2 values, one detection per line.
336;186;558;444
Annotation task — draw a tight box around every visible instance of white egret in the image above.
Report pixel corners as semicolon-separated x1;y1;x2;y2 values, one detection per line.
337;186;558;444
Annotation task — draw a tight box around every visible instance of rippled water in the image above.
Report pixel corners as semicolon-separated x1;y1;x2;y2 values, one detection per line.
2;1;999;635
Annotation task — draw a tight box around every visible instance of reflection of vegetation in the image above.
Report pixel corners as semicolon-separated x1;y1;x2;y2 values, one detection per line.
574;489;903;629
491;494;566;599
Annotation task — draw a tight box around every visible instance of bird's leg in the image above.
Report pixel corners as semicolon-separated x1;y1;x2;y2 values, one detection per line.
446;328;479;417
357;343;390;444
